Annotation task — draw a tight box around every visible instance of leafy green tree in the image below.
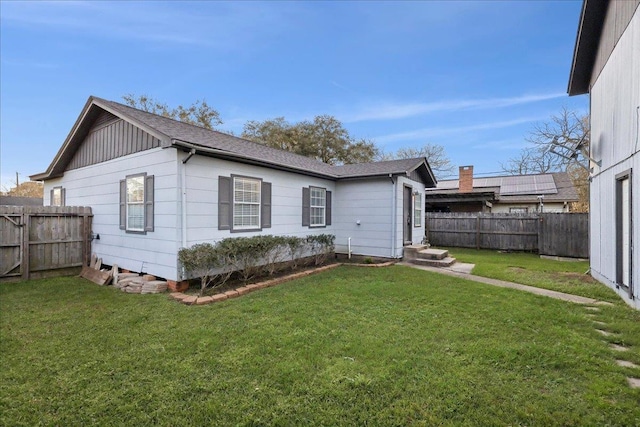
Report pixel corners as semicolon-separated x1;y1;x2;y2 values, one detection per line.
243;115;378;165
122;94;222;129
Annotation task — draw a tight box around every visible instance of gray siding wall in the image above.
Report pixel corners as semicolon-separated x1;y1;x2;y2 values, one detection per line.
333;178;394;258
589;8;640;309
591;0;640;87
67;115;162;170
182;155;336;246
333;176;426;259
44;148;180;280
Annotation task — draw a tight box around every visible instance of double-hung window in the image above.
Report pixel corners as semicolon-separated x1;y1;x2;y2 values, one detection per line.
413;192;422;227
310;187;326;227
126;175;145;231
233;177;261;230
51;186;65;206
120;173;154;233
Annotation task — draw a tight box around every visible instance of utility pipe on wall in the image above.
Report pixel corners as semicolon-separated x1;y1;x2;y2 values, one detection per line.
389;173;397;258
180;149;196;250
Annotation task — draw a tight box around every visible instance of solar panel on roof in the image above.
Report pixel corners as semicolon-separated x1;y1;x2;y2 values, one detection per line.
500;174;556;195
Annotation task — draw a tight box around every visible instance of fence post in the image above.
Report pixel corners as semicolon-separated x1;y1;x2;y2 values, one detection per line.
537;215;543;255
476;215;480;249
21;212;31;281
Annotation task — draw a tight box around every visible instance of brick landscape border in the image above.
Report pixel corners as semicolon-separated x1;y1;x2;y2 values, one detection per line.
169;261;397;306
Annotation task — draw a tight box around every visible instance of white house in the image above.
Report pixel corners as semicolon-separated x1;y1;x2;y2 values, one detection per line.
31;96;435;283
425;166;578;213
568;0;639;309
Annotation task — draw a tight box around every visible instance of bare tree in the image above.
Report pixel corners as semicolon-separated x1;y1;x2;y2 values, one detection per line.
502;108;589;174
379;143;454;179
501;108;590;212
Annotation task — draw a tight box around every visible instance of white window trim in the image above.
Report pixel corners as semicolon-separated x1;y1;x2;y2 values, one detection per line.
310;186;326;227
233;176;261;230
51;187;63;207
413;192;422;228
126;174;145;232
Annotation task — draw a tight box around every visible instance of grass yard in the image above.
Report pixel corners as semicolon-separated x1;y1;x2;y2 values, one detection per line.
444;247;617;302
1;265;639;426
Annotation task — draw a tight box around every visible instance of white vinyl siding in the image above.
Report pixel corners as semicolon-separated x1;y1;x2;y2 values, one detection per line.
310;187;326;227
126;175;145;231
233;177;261;229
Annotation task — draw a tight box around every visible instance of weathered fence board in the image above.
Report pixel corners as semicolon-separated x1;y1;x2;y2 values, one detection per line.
425;212;588;258
0;206;92;281
538;213;589;258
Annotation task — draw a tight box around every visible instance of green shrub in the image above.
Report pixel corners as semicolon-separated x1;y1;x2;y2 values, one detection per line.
178;243;230;296
180;234;336;289
307;234;336;265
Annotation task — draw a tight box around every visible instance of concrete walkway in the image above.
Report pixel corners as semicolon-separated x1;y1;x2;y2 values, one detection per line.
398;262;605;305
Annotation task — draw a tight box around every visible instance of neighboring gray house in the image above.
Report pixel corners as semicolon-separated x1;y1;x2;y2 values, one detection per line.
0;196;43;206
568;0;639;309
425;166;579;213
31;96;435;282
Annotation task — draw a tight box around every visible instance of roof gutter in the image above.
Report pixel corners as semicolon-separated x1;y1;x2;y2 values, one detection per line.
170;139;339;180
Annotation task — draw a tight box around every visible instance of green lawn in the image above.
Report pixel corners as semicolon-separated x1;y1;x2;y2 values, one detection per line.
444;247;618;302
1;265;639;426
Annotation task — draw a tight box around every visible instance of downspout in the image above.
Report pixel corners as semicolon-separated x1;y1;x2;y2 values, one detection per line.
389;173;397;258
181;149;196;251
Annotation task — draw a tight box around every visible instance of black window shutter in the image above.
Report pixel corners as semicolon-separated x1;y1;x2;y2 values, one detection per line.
218;176;231;230
325;190;332;226
144;175;154;232
50;189;55;207
302;187;310;226
61;188;66;207
119;179;126;230
261;181;272;229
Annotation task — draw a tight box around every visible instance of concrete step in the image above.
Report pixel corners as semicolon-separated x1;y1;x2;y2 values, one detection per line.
402;244;430;261
416;248;449;260
411;257;457;268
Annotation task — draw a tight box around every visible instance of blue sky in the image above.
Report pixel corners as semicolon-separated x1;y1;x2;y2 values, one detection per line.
0;0;588;189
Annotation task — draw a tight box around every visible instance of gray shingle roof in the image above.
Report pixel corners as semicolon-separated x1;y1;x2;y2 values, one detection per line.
33;96;437;184
333;157;425;177
95;98;338;177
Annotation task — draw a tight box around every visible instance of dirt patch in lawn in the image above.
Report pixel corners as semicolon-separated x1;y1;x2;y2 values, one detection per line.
553;272;599;284
507;267;598;284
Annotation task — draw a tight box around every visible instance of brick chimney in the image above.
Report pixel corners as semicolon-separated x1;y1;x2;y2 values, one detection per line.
459;166;473;193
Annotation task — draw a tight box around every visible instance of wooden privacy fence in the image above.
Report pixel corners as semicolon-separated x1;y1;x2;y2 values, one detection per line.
0;206;92;281
425;212;589;258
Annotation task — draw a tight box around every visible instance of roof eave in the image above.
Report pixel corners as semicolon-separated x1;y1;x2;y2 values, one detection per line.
568;0;609;96
171;139;338;180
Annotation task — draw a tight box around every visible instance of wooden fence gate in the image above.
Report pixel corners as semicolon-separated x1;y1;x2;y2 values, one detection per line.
425;212;589;258
0;206;92;281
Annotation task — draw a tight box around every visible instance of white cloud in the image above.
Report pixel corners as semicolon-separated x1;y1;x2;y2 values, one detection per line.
343;93;565;123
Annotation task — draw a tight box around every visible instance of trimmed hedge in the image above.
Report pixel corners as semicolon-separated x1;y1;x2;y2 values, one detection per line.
178;234;335;295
